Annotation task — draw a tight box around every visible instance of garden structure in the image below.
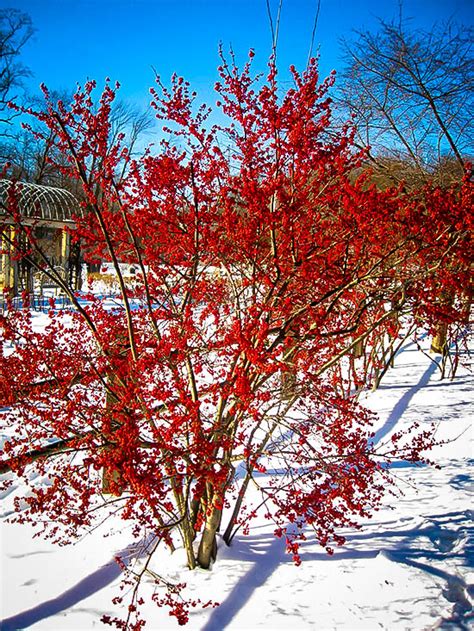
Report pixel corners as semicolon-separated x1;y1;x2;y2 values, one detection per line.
0;179;83;299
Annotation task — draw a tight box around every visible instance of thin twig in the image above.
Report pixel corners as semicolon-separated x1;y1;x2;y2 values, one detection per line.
307;0;321;66
266;0;283;58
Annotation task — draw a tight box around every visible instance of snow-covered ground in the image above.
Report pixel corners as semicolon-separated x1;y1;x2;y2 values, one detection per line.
1;319;472;630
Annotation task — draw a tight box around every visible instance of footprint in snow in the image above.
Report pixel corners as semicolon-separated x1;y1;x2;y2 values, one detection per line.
428;528;463;553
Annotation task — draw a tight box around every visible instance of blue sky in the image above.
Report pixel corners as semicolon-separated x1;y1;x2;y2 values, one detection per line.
3;0;474;110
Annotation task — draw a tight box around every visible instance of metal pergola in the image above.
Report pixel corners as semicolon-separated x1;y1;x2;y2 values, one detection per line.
0;179;80;224
0;179;83;298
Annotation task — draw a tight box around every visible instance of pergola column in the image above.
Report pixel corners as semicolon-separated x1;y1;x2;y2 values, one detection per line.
1;226;16;294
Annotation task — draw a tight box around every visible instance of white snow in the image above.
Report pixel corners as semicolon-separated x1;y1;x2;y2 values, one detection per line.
1;322;472;630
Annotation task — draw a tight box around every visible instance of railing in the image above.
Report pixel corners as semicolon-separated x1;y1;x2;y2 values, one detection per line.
0;293;73;313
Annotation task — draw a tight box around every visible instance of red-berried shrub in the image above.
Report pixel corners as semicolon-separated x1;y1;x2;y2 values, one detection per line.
1;52;471;628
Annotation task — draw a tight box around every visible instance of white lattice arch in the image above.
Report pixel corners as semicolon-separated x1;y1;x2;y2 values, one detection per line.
0;179;80;224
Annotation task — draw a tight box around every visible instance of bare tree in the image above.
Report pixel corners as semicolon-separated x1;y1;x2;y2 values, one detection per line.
108;99;153;180
338;17;474;185
0;8;33;133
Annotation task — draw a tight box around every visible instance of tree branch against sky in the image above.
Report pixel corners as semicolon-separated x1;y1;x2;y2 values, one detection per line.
337;16;473;184
0;8;33;124
5;0;473;107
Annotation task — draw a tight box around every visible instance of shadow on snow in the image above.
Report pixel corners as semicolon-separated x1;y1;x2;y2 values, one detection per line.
370;356;440;447
0;535;157;631
2;346;471;630
202;507;473;630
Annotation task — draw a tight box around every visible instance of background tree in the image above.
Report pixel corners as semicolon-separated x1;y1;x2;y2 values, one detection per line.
0;6;150;188
0;9;33;149
338;17;473;186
